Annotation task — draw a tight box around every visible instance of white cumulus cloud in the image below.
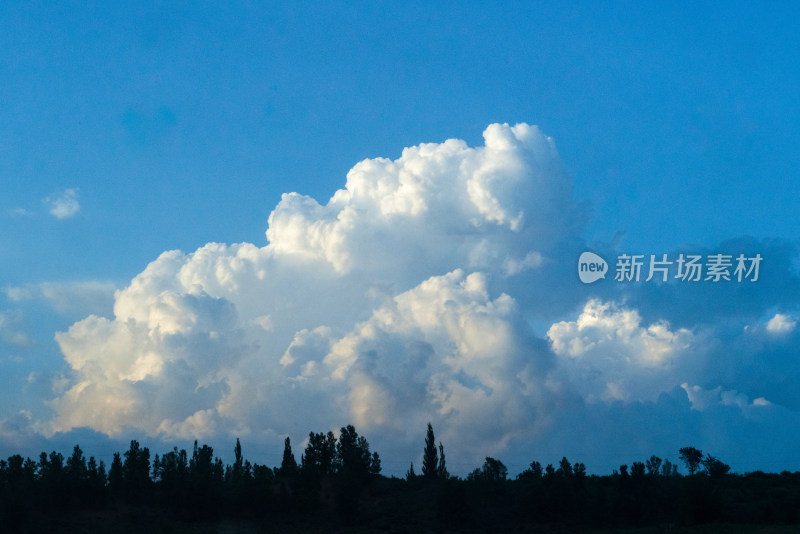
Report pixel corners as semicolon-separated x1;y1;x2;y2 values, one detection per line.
38;123;797;474
43;124;578;466
547;299;695;402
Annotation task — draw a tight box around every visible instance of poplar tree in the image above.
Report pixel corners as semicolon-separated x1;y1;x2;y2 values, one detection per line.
422;422;438;479
437;442;448;480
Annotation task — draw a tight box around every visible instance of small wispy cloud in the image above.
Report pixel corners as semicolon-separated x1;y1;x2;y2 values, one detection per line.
5;280;116;316
7;207;34;218
44;188;80;220
766;313;797;335
0;311;33;347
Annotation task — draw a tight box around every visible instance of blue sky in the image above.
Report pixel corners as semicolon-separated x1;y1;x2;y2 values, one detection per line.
1;2;799;475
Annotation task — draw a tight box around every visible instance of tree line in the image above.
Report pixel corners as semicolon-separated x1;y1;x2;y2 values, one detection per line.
1;423;799;531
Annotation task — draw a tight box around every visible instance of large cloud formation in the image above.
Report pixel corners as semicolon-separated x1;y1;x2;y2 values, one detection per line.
46;123;800;474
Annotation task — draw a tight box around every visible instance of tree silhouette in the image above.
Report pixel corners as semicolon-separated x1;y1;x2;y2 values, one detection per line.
1;454;36;526
646;455;662;476
702;454;730;479
332;425;379;521
573;462;586;480
369;451;381;476
122;440;151;502
39;451;66;507
6;433;800;531
280;436;298;478
335;425;377;479
545;463;555;478
224;438;248;514
232;438;243;483
661;459;678;477
188;441;223;518
420;423;448;481
518;460;543;479
65;445;90;506
468;457;508;482
66;445;87;484
154;446;189;510
618;464;629;478
630;461;646;479
86;456;106;504
422;422;439;479
679;447;703;476
302;431;336;478
437;442;448;479
108;452;123;495
406;462;417;481
557;457;573;478
250;462;274;512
